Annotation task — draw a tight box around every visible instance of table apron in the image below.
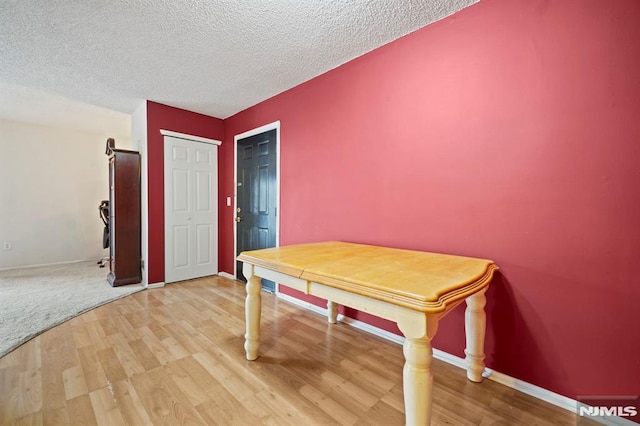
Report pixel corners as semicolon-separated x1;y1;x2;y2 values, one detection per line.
248;264;456;327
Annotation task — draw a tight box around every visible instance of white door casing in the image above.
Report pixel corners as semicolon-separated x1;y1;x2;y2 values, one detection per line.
233;121;281;282
163;132;220;283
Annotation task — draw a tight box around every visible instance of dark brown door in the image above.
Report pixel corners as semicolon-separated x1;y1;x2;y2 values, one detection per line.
236;129;277;291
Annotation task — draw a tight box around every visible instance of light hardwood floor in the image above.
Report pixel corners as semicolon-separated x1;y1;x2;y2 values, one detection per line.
1;276;579;425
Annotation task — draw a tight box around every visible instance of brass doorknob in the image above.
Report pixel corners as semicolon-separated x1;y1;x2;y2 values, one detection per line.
235;216;242;222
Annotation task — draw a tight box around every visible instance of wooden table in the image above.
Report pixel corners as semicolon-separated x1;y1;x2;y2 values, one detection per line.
237;241;498;425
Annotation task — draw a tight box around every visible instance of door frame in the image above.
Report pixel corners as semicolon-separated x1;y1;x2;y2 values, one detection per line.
233;121;281;291
162;129;222;284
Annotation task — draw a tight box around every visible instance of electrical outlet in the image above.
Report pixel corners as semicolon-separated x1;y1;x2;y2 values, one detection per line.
3;242;12;251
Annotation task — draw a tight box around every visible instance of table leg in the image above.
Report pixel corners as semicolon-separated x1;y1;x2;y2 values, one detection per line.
244;270;262;361
398;313;439;426
327;300;338;324
464;287;488;382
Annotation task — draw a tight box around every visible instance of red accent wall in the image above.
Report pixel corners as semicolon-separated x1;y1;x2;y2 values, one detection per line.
146;101;224;284
220;0;640;399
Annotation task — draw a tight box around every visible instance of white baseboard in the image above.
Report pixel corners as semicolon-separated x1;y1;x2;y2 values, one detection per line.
486;367;576;412
146;282;165;289
0;258;103;272
218;272;239;281
276;293;580;415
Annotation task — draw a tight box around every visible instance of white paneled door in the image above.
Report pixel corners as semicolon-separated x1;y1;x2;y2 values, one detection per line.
164;134;219;283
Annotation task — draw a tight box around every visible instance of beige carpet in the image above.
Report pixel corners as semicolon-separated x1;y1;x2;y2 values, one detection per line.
0;261;144;358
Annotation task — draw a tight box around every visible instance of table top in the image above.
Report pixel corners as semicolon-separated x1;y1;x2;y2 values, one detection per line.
237;241;498;313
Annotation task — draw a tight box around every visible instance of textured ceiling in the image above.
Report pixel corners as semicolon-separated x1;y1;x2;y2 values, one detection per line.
0;0;477;122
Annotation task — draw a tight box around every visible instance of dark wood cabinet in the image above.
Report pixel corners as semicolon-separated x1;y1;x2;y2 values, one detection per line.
107;149;142;286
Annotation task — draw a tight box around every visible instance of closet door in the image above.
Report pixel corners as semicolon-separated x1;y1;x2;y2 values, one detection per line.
164;136;218;283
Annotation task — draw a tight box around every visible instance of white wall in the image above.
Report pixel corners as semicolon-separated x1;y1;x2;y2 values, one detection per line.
0;118;131;269
130;101;148;285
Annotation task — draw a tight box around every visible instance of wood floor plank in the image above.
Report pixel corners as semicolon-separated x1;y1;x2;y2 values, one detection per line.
163;358;209;406
122;311;149;330
354;399;405;426
42;407;69;425
135;326;175;366
66;394;98;426
242;354;343;425
299;383;360;426
88;386;127;426
162;322;207;354
159;336;190;361
76;347;108;392
380;382;405;413
129;366;207;425
0;365;20;423
39;330;69;411
110;379;154;426
62;365;88;401
339;357;396;396
71;323;92;349
98;318;120;337
95;347;127;384
321;369;379;410
192;351;259;400
111;316;140;343
1;275;580;426
195;397;263;426
127;339;161;372
82;321;109;352
12;410;43;426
